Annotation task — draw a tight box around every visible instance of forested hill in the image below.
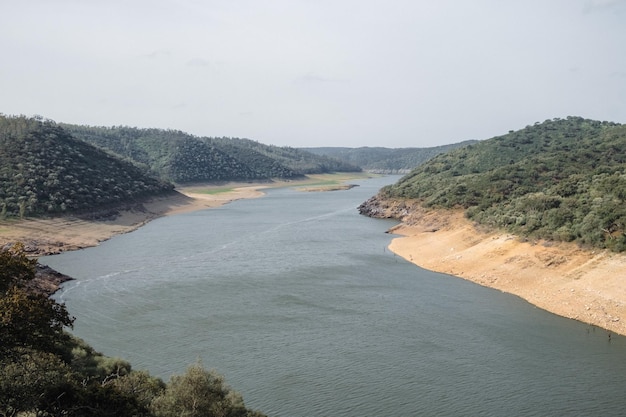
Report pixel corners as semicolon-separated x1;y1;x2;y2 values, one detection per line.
303;140;477;173
367;117;626;252
0;115;173;218
62;124;360;183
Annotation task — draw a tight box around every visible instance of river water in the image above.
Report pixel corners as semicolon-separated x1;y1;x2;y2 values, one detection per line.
44;176;626;416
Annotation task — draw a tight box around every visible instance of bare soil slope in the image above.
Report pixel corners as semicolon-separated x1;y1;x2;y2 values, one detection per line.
388;208;626;336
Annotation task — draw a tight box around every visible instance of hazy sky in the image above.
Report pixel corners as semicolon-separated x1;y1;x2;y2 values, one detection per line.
2;0;625;148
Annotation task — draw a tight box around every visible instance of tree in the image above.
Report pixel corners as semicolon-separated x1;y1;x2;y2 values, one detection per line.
111;370;166;410
0;349;72;417
0;244;75;416
150;362;266;417
0;243;37;292
0;286;74;356
0;244;74;357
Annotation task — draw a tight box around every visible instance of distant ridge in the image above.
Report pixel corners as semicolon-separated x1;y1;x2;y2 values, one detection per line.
362;116;626;252
303;140;477;173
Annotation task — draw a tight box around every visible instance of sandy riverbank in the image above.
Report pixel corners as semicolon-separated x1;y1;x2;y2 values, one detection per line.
0;184;266;256
387;209;626;336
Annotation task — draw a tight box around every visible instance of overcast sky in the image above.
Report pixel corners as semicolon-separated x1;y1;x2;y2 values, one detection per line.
1;0;625;148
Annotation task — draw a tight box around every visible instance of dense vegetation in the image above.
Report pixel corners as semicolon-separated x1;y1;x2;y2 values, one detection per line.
379;117;626;251
304;140;476;173
0;244;266;417
0;115;174;218
63;124;360;183
209;136;361;175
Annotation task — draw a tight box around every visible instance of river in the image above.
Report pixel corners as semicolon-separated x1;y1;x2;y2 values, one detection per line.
43;176;626;416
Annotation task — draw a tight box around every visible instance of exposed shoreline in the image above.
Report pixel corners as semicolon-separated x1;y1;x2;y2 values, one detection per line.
386;208;626;336
0;173;373;258
0;184;267;257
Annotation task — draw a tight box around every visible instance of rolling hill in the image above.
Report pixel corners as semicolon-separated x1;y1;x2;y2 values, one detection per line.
0;115;174;218
362;117;626;252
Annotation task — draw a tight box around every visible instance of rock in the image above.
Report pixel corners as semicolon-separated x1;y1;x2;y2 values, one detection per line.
26;264;74;297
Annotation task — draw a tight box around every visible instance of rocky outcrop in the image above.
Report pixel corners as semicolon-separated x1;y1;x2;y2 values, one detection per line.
358;195;408;219
359;195;458;233
28;264;73;297
358;195;426;222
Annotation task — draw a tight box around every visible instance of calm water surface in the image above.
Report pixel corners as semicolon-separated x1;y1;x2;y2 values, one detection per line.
44;176;626;416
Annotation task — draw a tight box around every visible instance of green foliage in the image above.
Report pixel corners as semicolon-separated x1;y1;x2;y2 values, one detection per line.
0;244;74;357
111;370;166;411
0;346;152;417
62;124;360;184
304;140;477;173
0;243;37;292
0;115;174;218
381;117;626;251
150;362;265;417
0;348;73;417
66;336;132;380
0;286;74;356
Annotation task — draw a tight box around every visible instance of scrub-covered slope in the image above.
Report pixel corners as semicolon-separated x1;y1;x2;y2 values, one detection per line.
0;115;173;218
364;117;626;251
63;125;360;183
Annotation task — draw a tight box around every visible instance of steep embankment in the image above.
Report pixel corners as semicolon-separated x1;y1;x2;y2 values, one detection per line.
360;192;626;336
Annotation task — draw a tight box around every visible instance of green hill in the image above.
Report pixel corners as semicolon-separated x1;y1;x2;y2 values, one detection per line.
373;117;626;251
303;141;477;173
0;115;173;218
62;125;360;183
211;136;361;174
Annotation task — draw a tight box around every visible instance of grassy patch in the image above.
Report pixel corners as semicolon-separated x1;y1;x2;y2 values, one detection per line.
178;172;376;194
294;180;339;187
192;188;235;195
290;172;374;192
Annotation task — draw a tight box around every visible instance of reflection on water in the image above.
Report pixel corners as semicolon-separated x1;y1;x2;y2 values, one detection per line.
45;176;626;417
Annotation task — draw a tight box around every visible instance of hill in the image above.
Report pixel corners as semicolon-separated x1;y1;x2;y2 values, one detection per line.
62;125;360;183
362;117;626;252
303;140;477;173
0;115;174;218
209;136;361;175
